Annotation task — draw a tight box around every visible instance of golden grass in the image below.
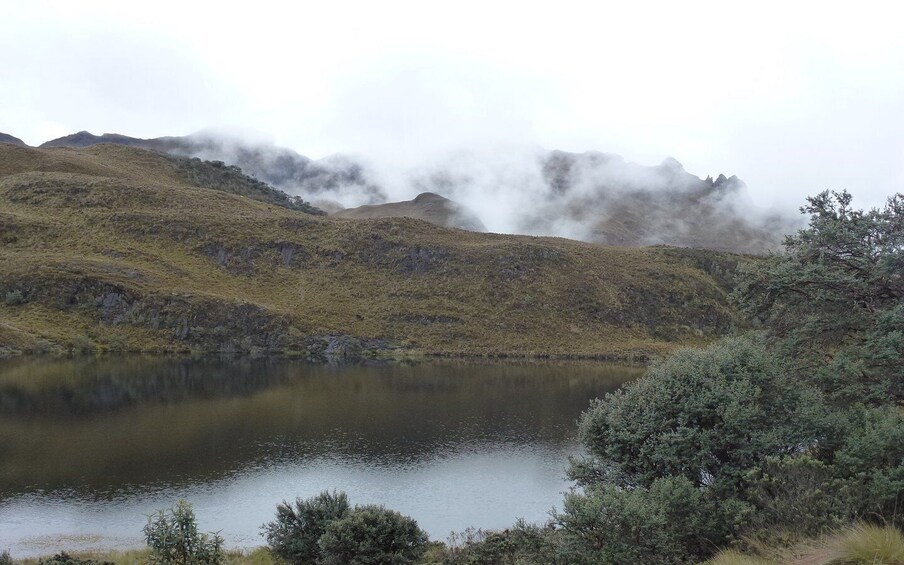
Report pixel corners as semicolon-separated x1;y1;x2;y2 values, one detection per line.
707;524;904;565
0;144;743;359
823;523;904;564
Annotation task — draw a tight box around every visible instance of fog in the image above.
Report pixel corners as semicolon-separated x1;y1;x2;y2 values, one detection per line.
2;1;903;213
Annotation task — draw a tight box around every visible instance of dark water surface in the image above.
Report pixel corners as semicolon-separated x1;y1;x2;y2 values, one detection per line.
0;357;641;555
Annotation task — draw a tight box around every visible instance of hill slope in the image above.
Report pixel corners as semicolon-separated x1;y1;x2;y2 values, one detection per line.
0;144;743;359
334;192;487;231
0;133;26;146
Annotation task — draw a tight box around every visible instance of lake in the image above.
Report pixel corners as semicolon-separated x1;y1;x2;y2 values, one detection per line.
0;357;642;556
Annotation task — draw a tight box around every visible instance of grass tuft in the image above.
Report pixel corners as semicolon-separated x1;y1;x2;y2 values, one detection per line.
824;523;904;564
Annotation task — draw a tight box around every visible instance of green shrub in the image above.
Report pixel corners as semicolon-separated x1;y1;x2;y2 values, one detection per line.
317;504;428;565
263;490;350;564
4;290;24;306
144;500;224;565
0;551;12;565
37;553;113;565
558;476;742;564
441;521;564;565
745;454;852;536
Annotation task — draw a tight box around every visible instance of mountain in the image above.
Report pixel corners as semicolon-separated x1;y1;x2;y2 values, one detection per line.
40;130;384;203
334;192;486;232
0;143;743;359
0;133;26;146
36;131;797;253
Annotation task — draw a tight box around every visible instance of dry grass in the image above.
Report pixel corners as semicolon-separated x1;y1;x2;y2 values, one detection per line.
707;524;904;565
0;143;743;359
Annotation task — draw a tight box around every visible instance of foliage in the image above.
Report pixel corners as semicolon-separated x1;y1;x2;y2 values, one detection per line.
262;490;350;564
439;521;565;565
37;553;113;565
316;504;428;565
144;500;225;565
831;406;904;517
0;551;11;565
558;476;740;564
4;289;24;305
572;334;832;497
745;454;853;535
734;190;904;404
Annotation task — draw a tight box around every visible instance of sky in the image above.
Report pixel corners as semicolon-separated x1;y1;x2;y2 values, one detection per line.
1;0;903;209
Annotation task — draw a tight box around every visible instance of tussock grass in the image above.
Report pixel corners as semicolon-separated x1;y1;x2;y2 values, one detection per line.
823;523;904;564
705;548;776;564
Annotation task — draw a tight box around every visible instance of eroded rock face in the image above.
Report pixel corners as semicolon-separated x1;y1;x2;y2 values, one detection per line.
334;192;487;232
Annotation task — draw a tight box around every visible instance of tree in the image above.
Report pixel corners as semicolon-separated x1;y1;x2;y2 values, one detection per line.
734;190;904;404
263;490;350;564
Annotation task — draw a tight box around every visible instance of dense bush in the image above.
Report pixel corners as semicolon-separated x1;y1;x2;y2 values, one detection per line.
571;334;832;498
438;521;564;565
4;289;24;306
144;500;224;565
263;490;350;564
317;504;428;565
37;553;112;565
559;476;741;564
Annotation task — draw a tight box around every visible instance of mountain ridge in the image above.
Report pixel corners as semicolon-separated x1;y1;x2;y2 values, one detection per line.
0;143;743;359
22;130;795;253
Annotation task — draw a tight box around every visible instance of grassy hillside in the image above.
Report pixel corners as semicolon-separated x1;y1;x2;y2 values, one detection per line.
0;144;744;359
334;192;486;231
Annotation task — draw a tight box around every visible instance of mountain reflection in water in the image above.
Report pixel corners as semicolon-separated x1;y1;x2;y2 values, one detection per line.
0;357;641;554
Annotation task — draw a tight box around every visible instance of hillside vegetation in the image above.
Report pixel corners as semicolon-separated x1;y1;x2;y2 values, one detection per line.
0;143;743;359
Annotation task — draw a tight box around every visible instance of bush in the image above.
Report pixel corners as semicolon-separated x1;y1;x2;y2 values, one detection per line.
558;476;741;564
317;504;428;565
144;500;224;565
4;290;24;306
440;521;563;565
263;490;350;564
572;334;833;497
0;551;11;565
745;454;853;535
37;553;112;565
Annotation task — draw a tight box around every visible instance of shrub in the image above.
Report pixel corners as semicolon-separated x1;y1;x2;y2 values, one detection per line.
263;490;350;564
441;521;563;565
572;334;833;497
4;290;24;306
0;551;11;565
37;553;113;565
144;500;224;565
745;454;853;536
558;476;741;564
317;504;428;565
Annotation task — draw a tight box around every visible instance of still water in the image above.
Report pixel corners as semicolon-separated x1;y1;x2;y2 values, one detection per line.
0;357;641;555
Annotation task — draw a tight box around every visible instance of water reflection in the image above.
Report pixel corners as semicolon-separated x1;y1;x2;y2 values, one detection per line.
0;357;641;554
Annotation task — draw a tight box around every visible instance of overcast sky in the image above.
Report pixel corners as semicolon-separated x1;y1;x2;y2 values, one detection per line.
2;0;902;208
